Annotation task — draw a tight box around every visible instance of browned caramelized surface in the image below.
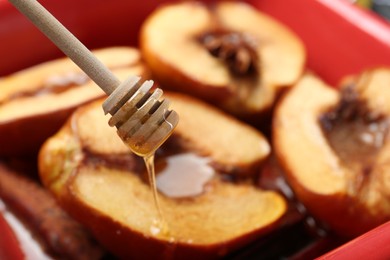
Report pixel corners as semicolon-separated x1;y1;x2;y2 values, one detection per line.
0;47;149;157
321;84;390;177
274;71;390;238
0;47;146;121
140;1;305;116
37;92;288;259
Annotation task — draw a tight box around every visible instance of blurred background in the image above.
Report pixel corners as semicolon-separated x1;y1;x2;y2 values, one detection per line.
353;0;390;20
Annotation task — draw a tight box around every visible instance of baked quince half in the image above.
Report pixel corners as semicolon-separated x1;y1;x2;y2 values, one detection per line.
140;2;305;118
39;92;286;259
273;68;390;237
0;47;149;156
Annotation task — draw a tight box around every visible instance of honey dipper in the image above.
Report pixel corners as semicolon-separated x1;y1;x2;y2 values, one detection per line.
8;0;179;156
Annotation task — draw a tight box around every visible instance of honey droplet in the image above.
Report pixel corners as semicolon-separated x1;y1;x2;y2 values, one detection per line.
156;153;215;198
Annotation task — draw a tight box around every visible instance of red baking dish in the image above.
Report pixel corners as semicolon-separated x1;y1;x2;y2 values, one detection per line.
1;0;390;259
1;0;390;83
0;210;24;260
318;220;390;259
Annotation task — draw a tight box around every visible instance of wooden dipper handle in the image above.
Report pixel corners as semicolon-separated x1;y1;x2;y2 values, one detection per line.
8;0;120;95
